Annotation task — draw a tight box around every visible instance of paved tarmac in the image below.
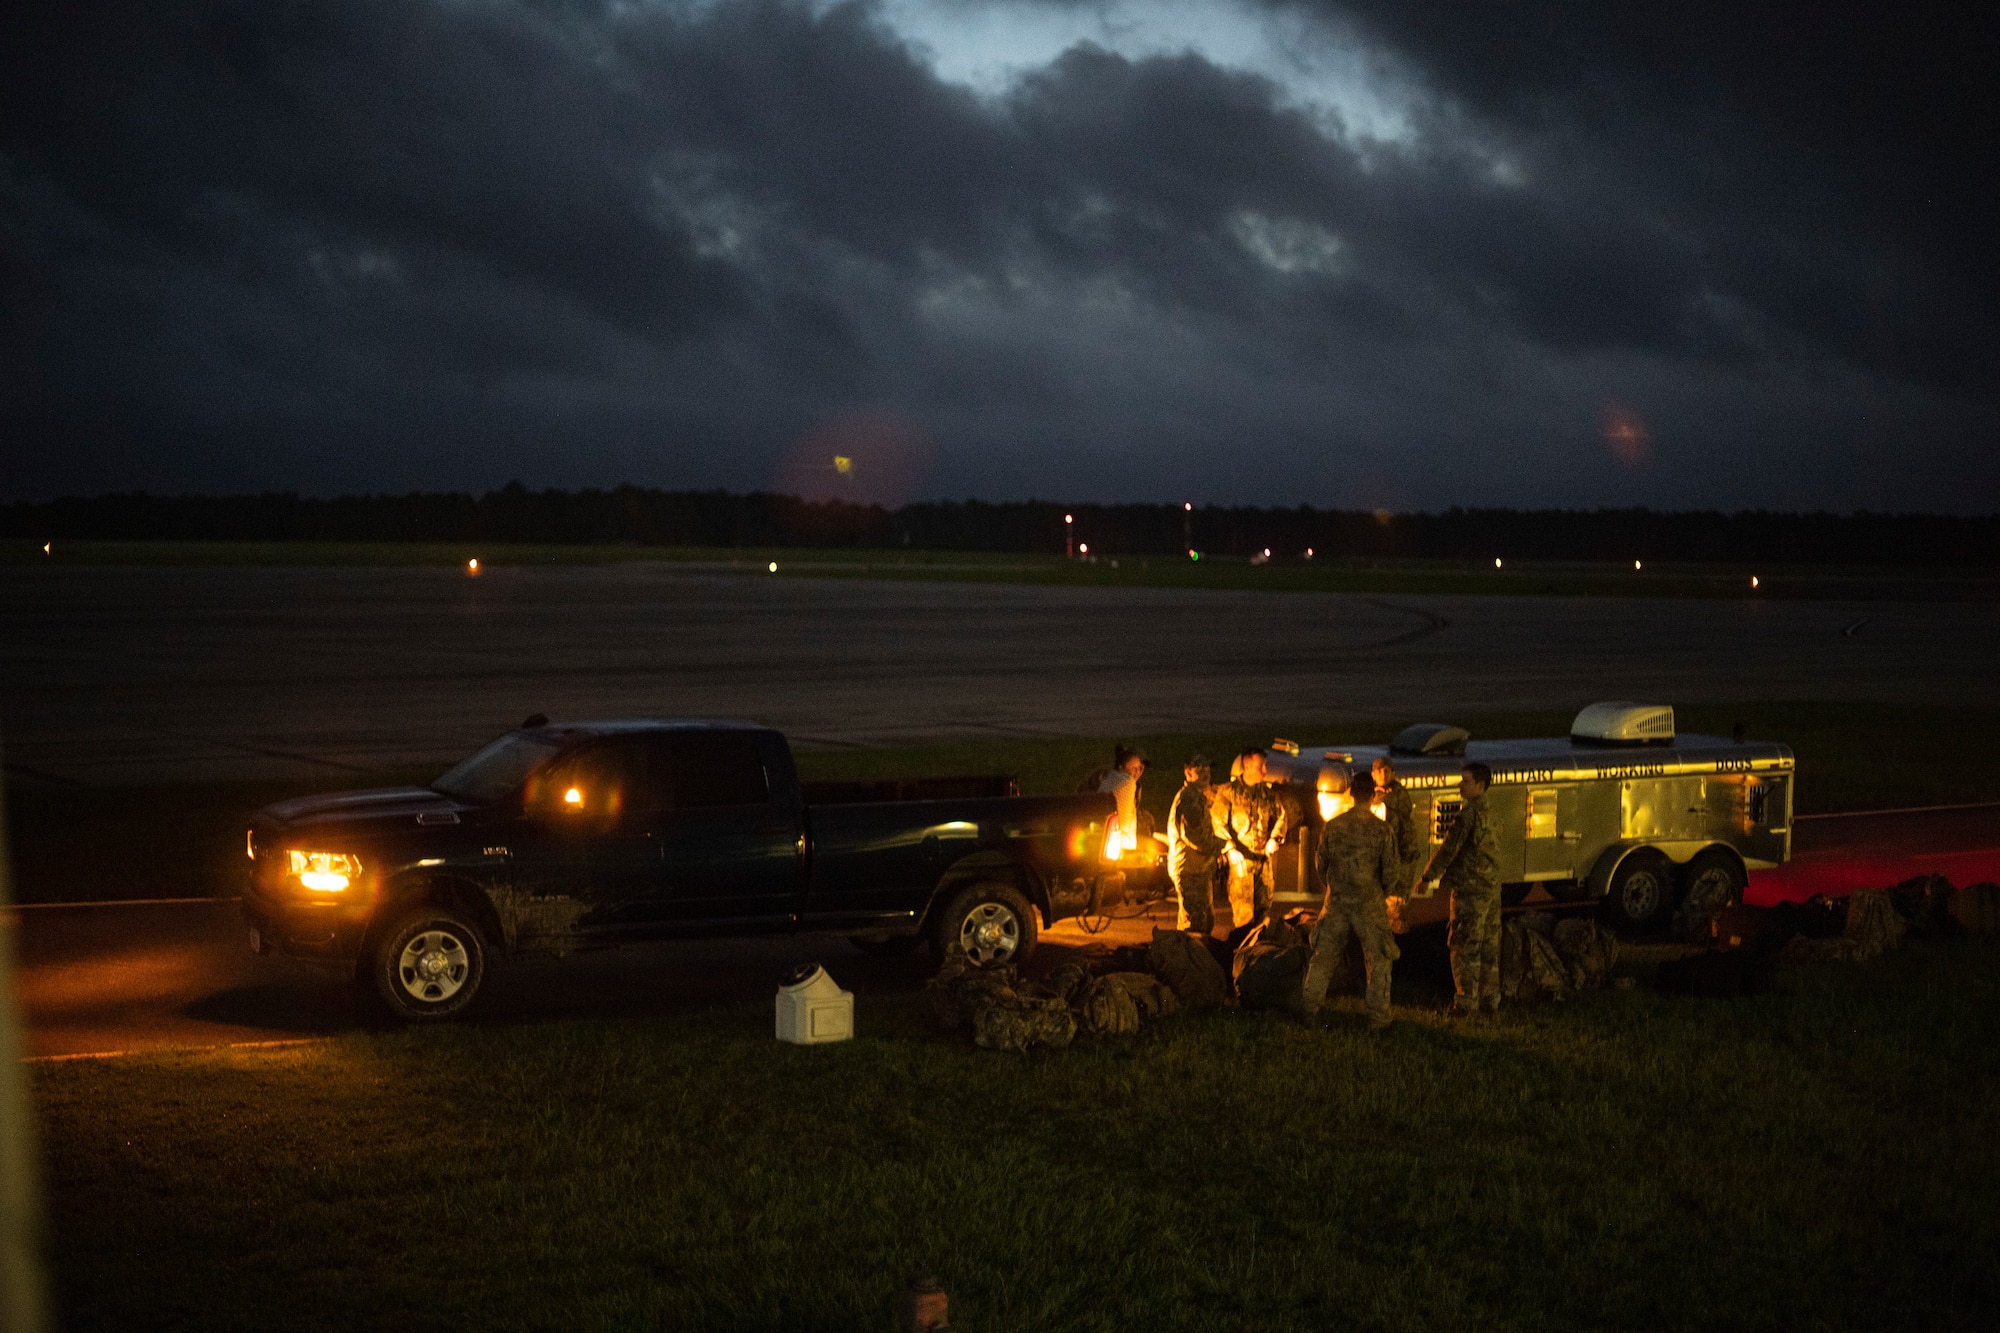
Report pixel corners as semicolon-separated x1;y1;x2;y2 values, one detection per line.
11;805;1994;1060
4;563;1996;786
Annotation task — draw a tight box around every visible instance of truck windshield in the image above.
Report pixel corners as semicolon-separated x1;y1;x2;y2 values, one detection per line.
432;732;562;804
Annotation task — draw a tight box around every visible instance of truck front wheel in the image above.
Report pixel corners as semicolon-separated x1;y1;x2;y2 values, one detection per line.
933;882;1037;969
1599;850;1676;935
365;905;487;1022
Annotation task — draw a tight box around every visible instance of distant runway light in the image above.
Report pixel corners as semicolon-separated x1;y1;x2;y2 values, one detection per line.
1634;560;1643;570
1494;558;1503;568
43;542;51;555
1305;547;1314;558
1183;502;1192;512
1079;542;1089;554
833;455;852;475
466;558;481;575
1751;576;1760;588
768;561;779;573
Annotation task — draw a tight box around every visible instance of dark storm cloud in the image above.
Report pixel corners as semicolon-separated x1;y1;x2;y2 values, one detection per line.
1325;0;1999;390
1;0;1993;509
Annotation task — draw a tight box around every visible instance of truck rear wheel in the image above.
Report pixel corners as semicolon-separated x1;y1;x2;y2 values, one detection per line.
366;905;487;1022
1599;850;1676;935
933;882;1037;969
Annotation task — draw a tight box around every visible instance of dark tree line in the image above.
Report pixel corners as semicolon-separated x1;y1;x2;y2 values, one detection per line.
5;484;1996;565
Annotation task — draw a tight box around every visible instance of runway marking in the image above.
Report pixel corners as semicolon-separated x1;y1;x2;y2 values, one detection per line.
6;896;239;910
1796;801;2000;820
1;761;88;786
1361;598;1450;648
216;742;381;772
1841;618;1870;638
26;1037;322;1064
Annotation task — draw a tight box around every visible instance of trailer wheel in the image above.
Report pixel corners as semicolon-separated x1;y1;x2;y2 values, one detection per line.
932;882;1037;969
365;905;487;1022
1679;848;1747;922
1599;850;1676;935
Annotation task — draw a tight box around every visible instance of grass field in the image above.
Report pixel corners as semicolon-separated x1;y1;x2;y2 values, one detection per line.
29;938;2000;1331
6;700;1996;904
7;537;1993;601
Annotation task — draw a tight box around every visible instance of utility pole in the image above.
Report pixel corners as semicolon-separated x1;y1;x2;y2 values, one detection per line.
1182;501;1192;556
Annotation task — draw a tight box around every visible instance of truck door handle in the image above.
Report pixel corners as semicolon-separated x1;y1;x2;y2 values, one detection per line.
1560;832;1582;842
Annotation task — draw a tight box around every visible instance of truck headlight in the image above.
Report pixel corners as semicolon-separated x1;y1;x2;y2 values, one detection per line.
287;849;363;892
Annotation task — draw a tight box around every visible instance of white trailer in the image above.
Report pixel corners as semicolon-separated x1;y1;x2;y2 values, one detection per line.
1259;703;1794;933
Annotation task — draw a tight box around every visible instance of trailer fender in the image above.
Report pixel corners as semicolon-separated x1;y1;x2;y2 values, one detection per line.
1586;839;1733;898
1585;843;1663;900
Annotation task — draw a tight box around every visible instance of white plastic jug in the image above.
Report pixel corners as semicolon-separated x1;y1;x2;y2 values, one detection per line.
775;963;853;1044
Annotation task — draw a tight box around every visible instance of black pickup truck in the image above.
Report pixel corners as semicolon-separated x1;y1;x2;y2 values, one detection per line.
244;718;1125;1020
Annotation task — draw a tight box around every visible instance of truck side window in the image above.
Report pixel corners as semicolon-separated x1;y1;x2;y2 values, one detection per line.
524;740;654;828
663;733;770;809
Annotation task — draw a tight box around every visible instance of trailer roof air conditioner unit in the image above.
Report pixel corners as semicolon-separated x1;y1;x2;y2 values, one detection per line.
1389;723;1470;757
1570;702;1675;746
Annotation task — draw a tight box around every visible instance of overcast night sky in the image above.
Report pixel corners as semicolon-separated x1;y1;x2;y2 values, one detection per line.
2;1;1995;512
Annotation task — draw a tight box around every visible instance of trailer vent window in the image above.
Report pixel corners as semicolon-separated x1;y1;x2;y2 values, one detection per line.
1433;799;1463;842
1525;789;1559;839
1748;782;1770;828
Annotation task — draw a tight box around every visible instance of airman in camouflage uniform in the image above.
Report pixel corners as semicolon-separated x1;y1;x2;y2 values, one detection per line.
1301;770;1399;1029
1423;761;1502;1016
1372;757;1426;892
1168;755;1227;935
1211;748;1289;929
